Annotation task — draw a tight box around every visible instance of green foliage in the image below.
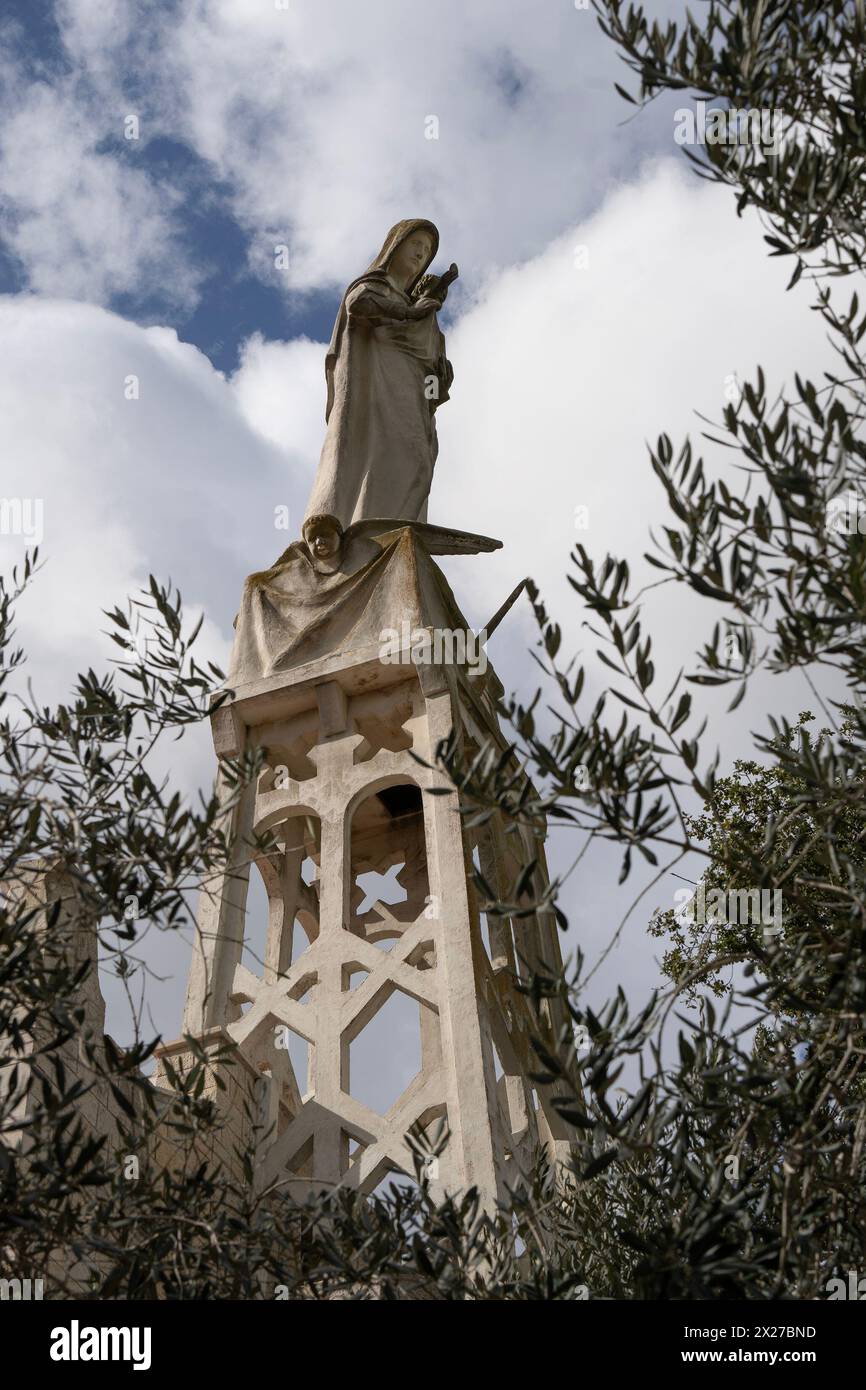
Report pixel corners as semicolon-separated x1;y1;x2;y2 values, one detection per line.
650;714;866;1000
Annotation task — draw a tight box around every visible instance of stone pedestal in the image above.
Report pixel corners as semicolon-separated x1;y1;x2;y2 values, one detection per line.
171;524;572;1203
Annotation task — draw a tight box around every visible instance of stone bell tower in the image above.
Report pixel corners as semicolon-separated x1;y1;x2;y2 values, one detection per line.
168;521;572;1205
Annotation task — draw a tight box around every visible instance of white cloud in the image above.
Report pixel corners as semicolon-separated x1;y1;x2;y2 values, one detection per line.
151;0;671;290
434;161;833;682
231;332;324;458
24;0;679;308
0;294;328;691
0;60;201;309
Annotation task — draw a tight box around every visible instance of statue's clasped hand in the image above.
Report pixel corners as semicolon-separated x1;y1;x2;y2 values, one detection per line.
408;295;443;319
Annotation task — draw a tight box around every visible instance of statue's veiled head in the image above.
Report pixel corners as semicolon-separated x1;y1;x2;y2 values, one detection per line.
367;219;439;294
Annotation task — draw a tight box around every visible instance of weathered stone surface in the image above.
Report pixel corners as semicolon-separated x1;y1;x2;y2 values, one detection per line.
181;527;573;1205
303;219;454;539
228;521;500;684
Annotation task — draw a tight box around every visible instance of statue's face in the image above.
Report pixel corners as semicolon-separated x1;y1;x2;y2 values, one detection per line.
388;231;433;289
308;522;341;559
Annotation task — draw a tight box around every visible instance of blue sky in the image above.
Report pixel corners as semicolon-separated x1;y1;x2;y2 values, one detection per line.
0;1;840;1079
1;0;340;369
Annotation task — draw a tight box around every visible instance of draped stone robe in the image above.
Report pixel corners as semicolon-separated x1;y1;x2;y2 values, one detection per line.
303;269;452;533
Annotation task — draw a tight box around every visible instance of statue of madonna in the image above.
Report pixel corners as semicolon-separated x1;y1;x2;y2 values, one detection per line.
302;218;455;552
